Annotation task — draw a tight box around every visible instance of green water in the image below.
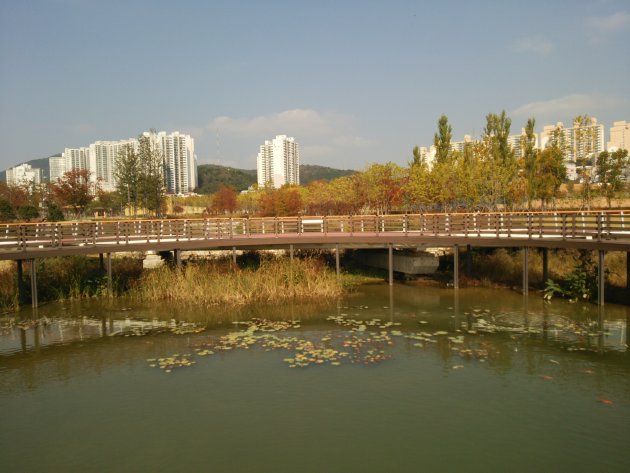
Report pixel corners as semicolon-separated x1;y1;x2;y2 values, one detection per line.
1;284;629;473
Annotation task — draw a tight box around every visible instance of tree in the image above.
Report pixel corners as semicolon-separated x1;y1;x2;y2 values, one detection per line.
137;132;166;217
211;185;238;214
597;149;629;207
0;199;16;221
521;118;538;208
51;169;95;218
433;115;452;164
115;143;141;217
535;147;566;209
573;115;596;210
411;146;424;167
483;111;517;209
484;110;513;164
17;204;39;221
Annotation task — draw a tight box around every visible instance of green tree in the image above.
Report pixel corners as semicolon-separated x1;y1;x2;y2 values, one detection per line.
597;149;629;207
483;111;517;208
521;118;538;208
0;199;16;221
138;132;166;217
433;115;452;165
115;143;141;217
17;204;39;221
573;115;596;210
535;147;566;209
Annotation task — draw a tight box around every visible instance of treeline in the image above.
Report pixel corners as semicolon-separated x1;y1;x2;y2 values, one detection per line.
183;112;629;217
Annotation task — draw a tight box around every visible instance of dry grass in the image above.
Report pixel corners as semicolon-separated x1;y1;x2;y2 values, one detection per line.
133;256;344;306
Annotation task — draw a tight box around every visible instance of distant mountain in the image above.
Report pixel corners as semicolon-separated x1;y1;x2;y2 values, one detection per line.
299;164;355;183
196;164;257;194
1;156;53;182
196;163;355;194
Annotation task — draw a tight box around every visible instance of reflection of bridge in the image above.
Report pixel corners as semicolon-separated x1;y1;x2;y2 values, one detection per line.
2;211;629;306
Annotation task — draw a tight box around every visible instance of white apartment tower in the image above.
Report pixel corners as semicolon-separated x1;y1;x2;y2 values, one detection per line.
6;163;42;188
508;129;539;160
608;120;629;151
257;135;300;188
148;131;198;195
49;155;65;182
540;118;605;163
89;139;137;191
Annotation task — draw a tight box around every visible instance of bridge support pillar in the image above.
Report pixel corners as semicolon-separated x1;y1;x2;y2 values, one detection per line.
30;259;38;308
597;250;606;306
174;249;182;269
522;247;529;296
541;248;549;287
232;247;237;265
99;253;105;271
465;245;472;276
16;260;26;305
388;244;393;286
335;244;340;281
453;244;459;289
106;253;112;297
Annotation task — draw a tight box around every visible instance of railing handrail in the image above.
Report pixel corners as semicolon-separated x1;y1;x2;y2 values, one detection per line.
1;210;628;256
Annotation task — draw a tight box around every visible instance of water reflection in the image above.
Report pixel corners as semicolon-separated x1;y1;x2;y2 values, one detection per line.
1;284;628;394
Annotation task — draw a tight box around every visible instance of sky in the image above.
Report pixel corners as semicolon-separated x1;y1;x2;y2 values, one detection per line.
0;0;629;172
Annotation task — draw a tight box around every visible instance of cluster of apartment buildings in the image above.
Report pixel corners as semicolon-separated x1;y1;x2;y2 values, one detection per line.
416;119;629;180
5;131;197;195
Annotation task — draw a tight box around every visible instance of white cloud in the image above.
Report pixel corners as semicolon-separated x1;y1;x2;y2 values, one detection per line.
586;11;630;31
512;37;555;56
208;109;353;139
511;94;616;119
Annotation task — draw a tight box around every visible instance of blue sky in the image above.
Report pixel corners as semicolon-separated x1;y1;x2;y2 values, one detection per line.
1;0;628;171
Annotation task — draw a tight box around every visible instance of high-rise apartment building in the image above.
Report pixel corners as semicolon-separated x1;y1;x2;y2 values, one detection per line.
89;139;137;191
608;120;629;151
507;129;539;160
6;163;42;188
49;155;65;182
540;118;605;163
56;131;197;194
147;131;197;195
257;135;300;188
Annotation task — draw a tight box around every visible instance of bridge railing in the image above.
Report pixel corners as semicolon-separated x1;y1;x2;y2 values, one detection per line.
1;210;628;254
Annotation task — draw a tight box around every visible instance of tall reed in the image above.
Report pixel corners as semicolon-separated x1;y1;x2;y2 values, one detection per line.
133;256;343;306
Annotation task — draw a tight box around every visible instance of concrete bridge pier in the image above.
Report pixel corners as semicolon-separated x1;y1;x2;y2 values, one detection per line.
541;248;549;286
522;247;529;296
335;244;340;281
597;250;606;306
465;245;472;276
388;244;393;286
453;245;459;289
174;249;182;269
30;259;38;308
106;253;112;297
232;247;237;265
16;260;26;305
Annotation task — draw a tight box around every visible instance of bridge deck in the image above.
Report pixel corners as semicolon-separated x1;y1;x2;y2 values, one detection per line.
1;211;629;260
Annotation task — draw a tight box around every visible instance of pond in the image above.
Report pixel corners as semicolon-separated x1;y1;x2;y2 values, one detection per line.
1;284;629;473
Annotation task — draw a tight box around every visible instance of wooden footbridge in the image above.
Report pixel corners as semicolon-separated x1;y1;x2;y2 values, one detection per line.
2;210;629;307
